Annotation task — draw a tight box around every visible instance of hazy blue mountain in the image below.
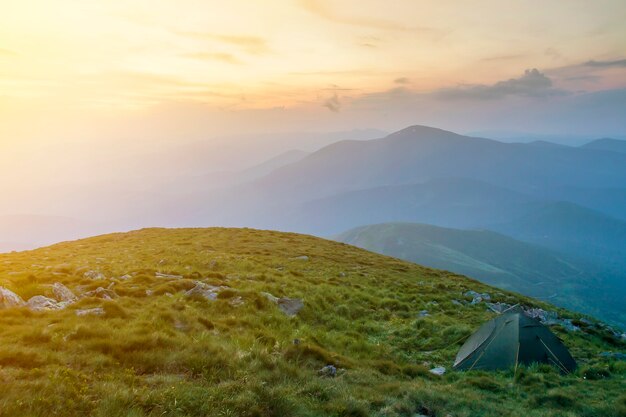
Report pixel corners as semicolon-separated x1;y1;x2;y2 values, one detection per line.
335;222;625;326
581;138;626;154
275;178;539;235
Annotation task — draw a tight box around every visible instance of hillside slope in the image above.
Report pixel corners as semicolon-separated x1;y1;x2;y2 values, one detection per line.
0;228;623;417
335;222;624;326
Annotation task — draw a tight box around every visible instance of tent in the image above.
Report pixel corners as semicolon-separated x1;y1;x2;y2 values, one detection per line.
453;306;577;373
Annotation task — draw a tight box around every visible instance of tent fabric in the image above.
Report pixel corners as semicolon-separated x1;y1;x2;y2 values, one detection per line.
453;306;576;372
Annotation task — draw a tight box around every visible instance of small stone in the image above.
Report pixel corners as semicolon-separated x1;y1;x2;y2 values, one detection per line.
418;310;430;317
83;287;117;300
429;366;446;376
318;365;337;377
156;272;183;279
84;270;106;280
292;255;309;261
75;307;105;316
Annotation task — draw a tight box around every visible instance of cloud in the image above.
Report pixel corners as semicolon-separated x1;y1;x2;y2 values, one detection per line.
323;93;341;112
0;48;17;57
181;52;242;65
298;0;440;35
394;77;410;84
435;69;567;100
173;31;269;55
584;58;626;68
480;54;525;62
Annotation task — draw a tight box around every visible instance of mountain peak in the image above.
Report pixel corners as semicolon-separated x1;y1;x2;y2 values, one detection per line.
387;125;459;138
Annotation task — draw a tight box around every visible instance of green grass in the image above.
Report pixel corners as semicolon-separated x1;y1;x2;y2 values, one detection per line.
0;227;623;416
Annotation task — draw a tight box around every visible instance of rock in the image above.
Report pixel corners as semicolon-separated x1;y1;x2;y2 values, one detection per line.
523;307;558;323
119;274;132;280
83;287;117;300
318;365;337;377
229;296;244;307
75;307;105;316
292;255;309;261
156;272;183;279
184;282;220;301
84;270;106;280
464;290;491;304
0;287;25;308
451;299;463;306
52;282;77;302
486;302;512;314
27;296;64;311
262;292;304;316
429;366;446;376
293;338;301;345
418;310;430;317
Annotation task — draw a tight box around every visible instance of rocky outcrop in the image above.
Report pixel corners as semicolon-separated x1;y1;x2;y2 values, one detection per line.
0;287;25;308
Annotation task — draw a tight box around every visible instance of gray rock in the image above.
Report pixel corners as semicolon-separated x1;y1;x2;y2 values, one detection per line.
83;287;117;300
0;287;25;308
84;270;106;280
119;274;132;280
27;296;64;311
156;272;183;279
464;290;491;304
262;292;304;316
429;366;446;376
52;282;77;302
486;302;512;314
418;310;430;317
292;255;309;261
184;282;220;301
318;365;337;377
75;307;105;316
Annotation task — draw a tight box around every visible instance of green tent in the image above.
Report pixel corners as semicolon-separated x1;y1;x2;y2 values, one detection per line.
453;306;576;373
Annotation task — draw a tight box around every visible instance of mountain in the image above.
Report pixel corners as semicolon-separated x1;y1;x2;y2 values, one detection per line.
489;201;626;264
0;228;623;416
581;138;626;154
335;222;624;326
191;125;626;231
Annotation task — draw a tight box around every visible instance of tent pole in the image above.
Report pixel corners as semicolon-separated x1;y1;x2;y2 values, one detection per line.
538;337;569;374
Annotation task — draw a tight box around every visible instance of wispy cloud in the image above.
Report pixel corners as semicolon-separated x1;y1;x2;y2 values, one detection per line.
434;69;567;100
173;31;270;55
323;93;341;112
0;48;17;57
298;0;439;35
394;77;410;84
584;58;626;68
181;52;242;65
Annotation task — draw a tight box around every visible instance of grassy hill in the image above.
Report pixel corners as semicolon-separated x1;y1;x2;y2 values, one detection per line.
335;222;625;327
0;228;624;417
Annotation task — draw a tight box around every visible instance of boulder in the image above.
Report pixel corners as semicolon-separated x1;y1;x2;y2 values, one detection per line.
27;296;64;312
0;287;25;308
52;282;77;302
464;290;491;304
486;302;512;314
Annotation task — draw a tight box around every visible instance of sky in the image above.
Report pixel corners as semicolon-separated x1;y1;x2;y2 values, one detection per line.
0;0;625;238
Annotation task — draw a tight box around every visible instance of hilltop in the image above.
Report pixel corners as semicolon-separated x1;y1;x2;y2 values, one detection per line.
0;228;624;416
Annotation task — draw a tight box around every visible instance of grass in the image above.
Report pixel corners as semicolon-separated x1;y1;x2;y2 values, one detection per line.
0;227;623;416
